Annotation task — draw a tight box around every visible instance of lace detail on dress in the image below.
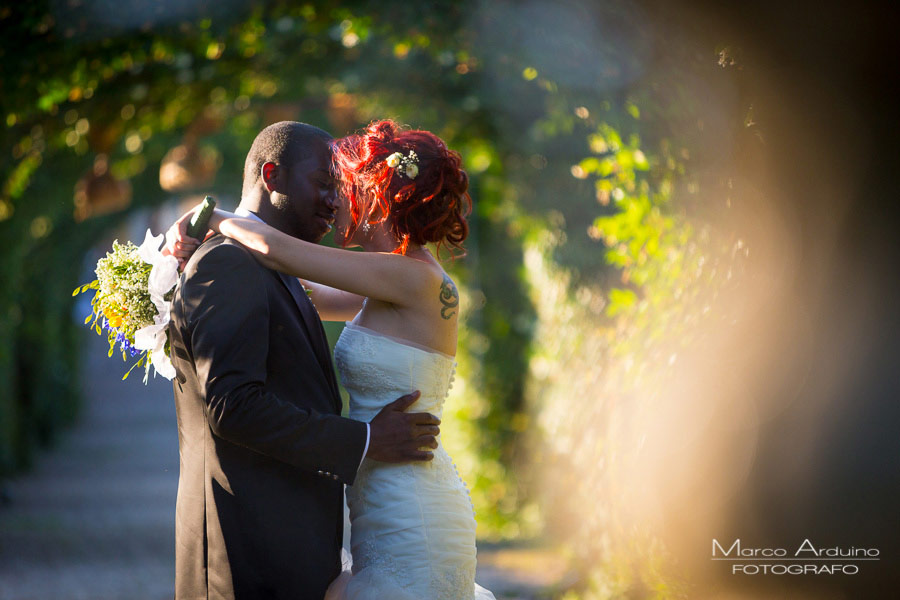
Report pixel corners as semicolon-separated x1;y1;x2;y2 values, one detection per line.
354;538;415;589
431;563;477;600
334;325;387;397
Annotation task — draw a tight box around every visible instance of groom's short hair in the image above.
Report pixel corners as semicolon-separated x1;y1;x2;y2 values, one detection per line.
242;121;332;197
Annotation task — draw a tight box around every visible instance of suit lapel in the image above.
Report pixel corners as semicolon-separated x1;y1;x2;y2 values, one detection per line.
277;272;317;345
276;272;342;412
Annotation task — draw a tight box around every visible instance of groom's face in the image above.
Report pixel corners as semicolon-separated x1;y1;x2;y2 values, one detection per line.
279;138;338;243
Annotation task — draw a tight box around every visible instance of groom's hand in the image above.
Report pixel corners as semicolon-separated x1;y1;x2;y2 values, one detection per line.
367;391;440;462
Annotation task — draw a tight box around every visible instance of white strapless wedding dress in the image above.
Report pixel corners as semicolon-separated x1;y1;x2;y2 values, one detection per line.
326;321;495;600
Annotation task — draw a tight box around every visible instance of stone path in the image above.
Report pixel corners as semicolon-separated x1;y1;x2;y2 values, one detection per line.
0;331;179;600
0;331;559;600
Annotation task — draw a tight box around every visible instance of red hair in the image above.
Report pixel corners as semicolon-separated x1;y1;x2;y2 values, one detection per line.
332;120;471;257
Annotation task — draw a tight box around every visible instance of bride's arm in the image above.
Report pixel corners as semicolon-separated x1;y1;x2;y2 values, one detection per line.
186;208;437;306
300;280;365;322
165;212;364;319
165;214;365;320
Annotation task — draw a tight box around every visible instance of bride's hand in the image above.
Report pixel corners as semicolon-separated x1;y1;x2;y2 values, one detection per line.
162;207;204;270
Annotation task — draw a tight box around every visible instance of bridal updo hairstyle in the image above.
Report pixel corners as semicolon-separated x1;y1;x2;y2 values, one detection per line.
332;120;471;257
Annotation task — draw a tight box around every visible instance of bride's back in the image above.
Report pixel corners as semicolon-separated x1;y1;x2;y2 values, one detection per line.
351;259;460;357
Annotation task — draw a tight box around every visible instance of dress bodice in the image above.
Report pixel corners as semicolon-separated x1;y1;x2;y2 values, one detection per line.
334;321;456;423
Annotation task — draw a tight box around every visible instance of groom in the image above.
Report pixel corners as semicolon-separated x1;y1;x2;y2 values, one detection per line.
166;121;440;599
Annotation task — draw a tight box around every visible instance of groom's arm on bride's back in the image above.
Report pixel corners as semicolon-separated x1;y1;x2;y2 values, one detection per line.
177;242;367;482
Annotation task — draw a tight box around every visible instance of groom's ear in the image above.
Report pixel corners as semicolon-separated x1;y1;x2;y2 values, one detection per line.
261;162;278;192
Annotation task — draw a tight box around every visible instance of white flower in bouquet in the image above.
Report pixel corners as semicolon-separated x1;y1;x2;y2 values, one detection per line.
133;230;179;380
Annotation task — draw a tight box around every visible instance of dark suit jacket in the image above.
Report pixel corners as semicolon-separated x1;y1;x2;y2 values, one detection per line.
168;235;367;600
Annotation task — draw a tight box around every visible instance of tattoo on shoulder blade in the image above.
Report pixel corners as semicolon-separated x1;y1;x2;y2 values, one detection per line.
439;274;459;320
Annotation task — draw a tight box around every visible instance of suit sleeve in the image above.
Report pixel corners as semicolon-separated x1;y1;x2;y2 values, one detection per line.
180;242;367;484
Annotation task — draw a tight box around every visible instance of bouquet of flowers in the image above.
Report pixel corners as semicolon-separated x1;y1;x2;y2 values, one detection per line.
74;229;179;382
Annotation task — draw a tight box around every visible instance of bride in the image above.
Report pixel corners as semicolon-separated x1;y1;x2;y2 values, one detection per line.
170;120;494;599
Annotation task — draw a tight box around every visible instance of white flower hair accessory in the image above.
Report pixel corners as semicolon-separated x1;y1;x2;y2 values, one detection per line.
385;150;419;179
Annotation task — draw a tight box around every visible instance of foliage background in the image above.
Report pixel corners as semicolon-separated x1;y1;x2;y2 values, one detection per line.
2;1;898;598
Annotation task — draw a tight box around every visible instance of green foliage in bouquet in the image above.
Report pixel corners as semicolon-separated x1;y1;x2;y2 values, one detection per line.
74;240;154;375
73;232;178;383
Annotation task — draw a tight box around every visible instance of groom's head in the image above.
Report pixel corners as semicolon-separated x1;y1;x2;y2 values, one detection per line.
240;121;337;243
